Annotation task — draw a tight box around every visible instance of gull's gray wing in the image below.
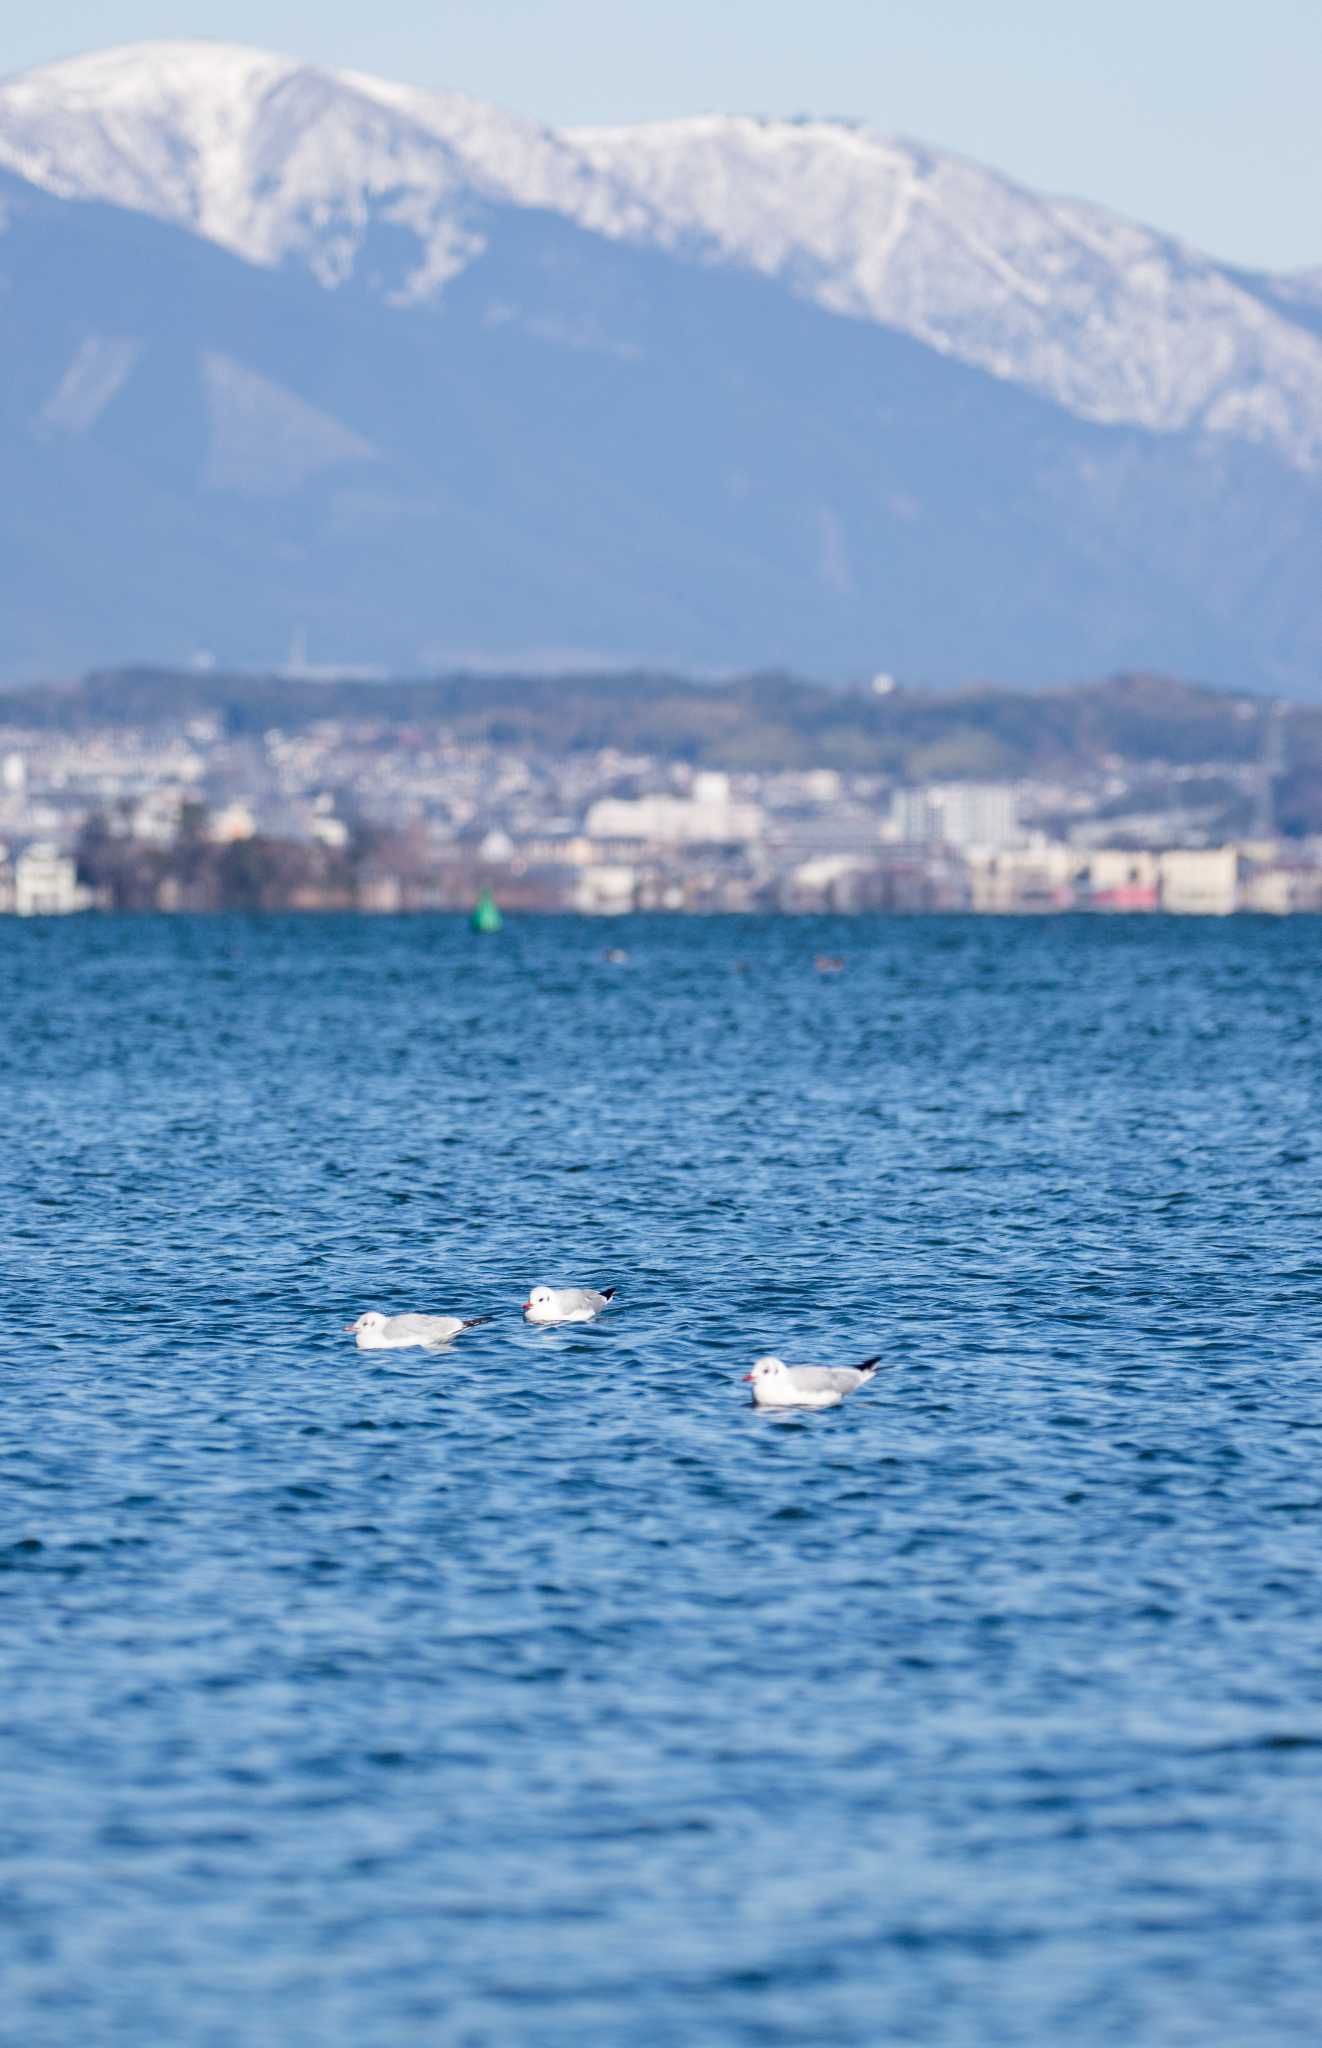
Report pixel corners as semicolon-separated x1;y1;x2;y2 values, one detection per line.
561;1288;612;1314
784;1366;854;1394
388;1313;460;1341
788;1358;881;1395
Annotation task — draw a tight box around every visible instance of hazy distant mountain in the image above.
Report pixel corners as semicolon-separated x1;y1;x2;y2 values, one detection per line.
1;41;1320;689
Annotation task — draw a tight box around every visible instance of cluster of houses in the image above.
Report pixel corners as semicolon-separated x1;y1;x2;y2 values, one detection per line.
2;709;1321;915
552;831;1322;918
963;842;1322;916
509;776;1322;917
6;809;1314;920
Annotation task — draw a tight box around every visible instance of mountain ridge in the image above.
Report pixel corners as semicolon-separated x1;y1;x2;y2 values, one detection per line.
1;41;1320;690
3;39;1321;468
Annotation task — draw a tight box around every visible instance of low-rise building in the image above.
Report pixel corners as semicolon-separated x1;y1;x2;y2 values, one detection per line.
573;864;639;914
967;844;1081;912
13;842;92;915
1084;849;1160;911
586;771;763;846
1158;847;1241;915
208;801;257;844
1239;860;1322;915
778;853;874;911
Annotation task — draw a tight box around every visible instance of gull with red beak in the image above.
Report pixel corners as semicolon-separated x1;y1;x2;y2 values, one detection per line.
743;1355;882;1409
522;1284;616;1325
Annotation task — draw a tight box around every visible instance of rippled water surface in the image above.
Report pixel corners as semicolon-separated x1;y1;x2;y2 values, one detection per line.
4;913;1322;2046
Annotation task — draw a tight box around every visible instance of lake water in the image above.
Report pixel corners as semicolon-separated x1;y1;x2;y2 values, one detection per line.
3;912;1322;2046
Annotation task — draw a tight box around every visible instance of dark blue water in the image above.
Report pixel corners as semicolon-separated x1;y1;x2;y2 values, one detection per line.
4;914;1322;2046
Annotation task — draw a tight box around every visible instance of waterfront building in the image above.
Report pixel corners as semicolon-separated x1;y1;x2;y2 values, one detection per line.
13;843;91;915
1085;849;1160;911
967;844;1082;912
1157;847;1242;915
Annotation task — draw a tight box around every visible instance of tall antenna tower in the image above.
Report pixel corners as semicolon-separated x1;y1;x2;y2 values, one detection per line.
1253;700;1287;841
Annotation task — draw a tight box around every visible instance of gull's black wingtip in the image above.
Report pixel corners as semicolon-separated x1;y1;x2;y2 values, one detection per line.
600;1288;617;1301
463;1315;493;1328
858;1356;882;1371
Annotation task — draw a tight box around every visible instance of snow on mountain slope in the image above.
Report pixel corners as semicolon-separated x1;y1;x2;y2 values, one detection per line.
0;41;494;296
0;41;664;299
2;39;1322;469
337;70;659;241
566;116;1322;466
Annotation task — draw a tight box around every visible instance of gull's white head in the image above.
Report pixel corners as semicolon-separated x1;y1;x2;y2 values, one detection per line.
522;1285;554;1312
345;1310;387;1335
743;1356;788;1386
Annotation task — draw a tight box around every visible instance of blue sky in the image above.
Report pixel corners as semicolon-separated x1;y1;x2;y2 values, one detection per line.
5;1;1317;271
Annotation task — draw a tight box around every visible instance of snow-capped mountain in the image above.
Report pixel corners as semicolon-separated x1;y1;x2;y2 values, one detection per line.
566;117;1322;468
0;43;661;299
3;40;1321;470
0;43;494;297
0;40;1319;687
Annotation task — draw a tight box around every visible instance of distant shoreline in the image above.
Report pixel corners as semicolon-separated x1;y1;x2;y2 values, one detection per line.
7;904;1320;923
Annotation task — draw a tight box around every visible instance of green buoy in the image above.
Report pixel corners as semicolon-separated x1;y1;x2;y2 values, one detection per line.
470;887;503;933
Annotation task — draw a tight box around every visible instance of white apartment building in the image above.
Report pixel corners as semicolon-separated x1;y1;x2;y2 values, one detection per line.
586;771;763;845
13;843;92;916
1157;847;1241;915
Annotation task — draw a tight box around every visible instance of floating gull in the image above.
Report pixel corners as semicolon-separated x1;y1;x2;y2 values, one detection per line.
522;1285;617;1325
346;1310;491;1350
743;1355;882;1408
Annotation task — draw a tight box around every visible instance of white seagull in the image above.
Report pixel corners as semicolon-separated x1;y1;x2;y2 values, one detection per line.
743;1355;882;1409
346;1310;491;1350
522;1284;617;1325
